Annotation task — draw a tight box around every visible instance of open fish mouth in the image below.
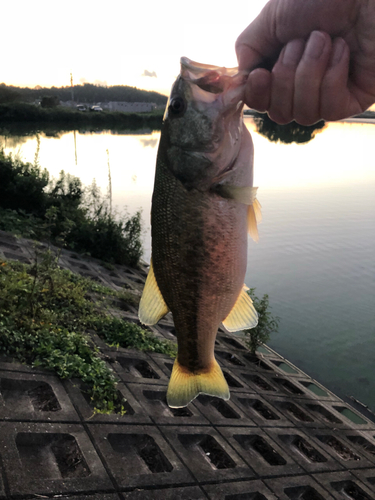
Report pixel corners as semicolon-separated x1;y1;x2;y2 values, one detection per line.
180;57;247;95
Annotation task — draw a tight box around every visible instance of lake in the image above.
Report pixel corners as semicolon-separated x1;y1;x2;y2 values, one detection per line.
1;118;375;412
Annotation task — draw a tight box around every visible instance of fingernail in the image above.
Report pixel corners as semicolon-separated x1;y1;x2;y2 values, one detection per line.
306;31;326;59
282;39;305;66
330;38;345;66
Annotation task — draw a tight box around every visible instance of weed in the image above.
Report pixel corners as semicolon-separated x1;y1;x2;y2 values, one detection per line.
244;289;280;354
0;253;176;412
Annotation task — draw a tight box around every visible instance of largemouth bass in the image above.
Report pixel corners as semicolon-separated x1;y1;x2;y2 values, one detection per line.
139;57;261;408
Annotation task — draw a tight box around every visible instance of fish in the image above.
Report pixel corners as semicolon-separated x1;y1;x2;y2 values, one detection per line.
139;57;261;408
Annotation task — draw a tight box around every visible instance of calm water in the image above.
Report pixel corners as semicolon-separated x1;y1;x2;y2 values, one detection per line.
2;119;375;411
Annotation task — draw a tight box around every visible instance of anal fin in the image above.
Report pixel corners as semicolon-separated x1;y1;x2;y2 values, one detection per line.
222;285;258;332
138;258;169;325
166;358;229;408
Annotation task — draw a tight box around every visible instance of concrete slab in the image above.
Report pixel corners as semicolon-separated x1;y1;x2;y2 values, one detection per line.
265;475;336;499
87;424;193;489
122;486;207;499
203;479;278;500
314;470;375;499
0;370;80;422
0;421;113;496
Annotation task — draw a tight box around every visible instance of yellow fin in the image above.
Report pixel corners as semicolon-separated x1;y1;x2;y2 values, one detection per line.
138;259;169;325
166;358;230;408
222;286;258;332
248;198;262;242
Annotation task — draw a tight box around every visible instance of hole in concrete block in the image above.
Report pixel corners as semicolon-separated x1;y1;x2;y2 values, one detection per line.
306;404;342;424
4;251;30;263
2;241;20;251
238;398;279;420
284;485;325;500
225;493;267;500
331;480;372;500
299;382;328;397
162;325;176;336
317;435;360;461
143;390;192;417
164;362;173;372
178;434;236;469
197;395;240;419
0;378;61;412
290;436;327;463
233;435;286;465
332;406;367;425
15;433;90;479
242;374;274;391
271;360;298;374
280;402;314;422
272;378;304;395
216;351;245;366
243;354;273;370
107;433;172;473
223;371;244;388
112;279;132;289
80;383;134;415
220;337;246;350
117;357;160;379
346;435;375;456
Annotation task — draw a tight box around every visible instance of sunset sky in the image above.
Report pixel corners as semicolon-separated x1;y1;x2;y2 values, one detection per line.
2;0;268;95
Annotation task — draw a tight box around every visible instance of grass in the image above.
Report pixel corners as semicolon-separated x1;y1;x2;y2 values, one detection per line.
0;250;176;414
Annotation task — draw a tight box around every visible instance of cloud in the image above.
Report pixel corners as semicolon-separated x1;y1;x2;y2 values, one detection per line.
94;79;107;87
79;77;87;84
142;69;157;78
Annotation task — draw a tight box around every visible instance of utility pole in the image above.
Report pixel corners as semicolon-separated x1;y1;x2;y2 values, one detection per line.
70;73;74;102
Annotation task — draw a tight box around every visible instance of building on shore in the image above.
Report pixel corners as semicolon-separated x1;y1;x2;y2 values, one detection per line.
106;102;156;113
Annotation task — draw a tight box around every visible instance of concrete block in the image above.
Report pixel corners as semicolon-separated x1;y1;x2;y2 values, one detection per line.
161;425;254;482
217;426;303;477
314;471;375;500
0;421;113;496
232;368;281;395
265;475;335;499
230;393;293;427
343;430;375;465
352;467;375;491
314;400;374;430
87;424;193;489
193;394;255;427
302;428;374;469
126;383;210;425
122;486;206;499
0;370;79;422
262;395;322;428
63;378;152;424
108;351;169;385
263;427;344;473
216;333;249;352
203;479;278;499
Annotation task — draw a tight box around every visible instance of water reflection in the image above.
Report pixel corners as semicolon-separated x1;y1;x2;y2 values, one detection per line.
253;112;326;144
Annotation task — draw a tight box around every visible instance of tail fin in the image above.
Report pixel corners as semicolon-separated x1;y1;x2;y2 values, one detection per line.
166;358;230;408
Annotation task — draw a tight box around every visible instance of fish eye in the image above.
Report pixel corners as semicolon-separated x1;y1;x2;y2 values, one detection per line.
169;97;186;115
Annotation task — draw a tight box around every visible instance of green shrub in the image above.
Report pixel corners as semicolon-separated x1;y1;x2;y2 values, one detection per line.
244;289;280;354
0;151;143;267
0;254;175;412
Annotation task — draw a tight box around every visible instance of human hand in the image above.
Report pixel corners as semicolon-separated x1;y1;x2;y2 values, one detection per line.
236;0;375;125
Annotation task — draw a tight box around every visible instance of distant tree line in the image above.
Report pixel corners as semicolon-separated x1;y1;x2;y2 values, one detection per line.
0;82;168;105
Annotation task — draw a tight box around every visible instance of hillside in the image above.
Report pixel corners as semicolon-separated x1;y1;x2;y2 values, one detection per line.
0;82;168;105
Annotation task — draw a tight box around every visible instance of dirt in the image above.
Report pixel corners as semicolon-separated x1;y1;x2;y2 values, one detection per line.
282;402;314;422
199;435;236;469
216;351;245;366
319;436;360;461
293;437;326;463
28;383;61;412
252;400;279;420
51;435;90;478
137;435;172;473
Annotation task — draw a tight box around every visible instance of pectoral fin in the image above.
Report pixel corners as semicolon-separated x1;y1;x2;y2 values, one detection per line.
222;286;258;332
167;358;230;408
248;198;262;242
215;185;258;205
138;259;169;325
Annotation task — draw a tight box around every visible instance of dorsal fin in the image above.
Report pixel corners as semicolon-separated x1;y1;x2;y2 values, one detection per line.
222;285;258;332
138;259;169;325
